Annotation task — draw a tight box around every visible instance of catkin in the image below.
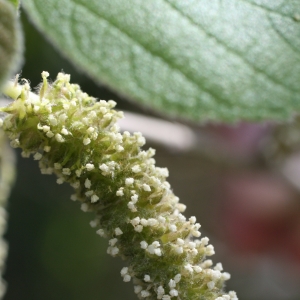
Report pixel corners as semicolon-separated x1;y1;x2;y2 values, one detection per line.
1;72;237;300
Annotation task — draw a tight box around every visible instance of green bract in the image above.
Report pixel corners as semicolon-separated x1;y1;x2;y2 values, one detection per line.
1;73;237;300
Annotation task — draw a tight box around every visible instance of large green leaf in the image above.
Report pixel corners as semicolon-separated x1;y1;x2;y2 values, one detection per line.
22;0;300;122
0;0;22;90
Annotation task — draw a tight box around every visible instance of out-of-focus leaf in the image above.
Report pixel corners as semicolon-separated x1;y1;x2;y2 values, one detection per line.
7;0;19;9
22;0;300;122
0;0;22;91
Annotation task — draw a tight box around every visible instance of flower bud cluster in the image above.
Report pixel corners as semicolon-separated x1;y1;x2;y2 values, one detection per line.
1;72;237;300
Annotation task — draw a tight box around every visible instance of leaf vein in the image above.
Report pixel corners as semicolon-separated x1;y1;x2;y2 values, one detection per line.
70;0;235;106
164;0;296;93
267;14;300;57
239;0;294;20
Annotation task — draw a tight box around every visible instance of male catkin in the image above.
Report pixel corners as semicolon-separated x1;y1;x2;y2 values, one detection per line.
1;72;237;300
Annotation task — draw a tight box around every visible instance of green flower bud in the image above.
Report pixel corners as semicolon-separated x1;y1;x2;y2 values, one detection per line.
1;72;237;300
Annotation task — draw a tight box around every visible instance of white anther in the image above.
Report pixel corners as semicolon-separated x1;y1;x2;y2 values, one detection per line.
189;216;196;224
48;115;57;126
221;272;231;281
44;146;51;152
46;131;54;138
86;163;95;171
33;152;42;160
125;178;134;185
58;113;68;122
131;194;138;203
194;266;202;273
123;274;131;282
109;246;119;256
55;133;65;143
207;281;215;290
134;225;143;232
142;183;151;191
116;188;124;196
178;213;186;222
70;194;77;201
115;228;123;235
80;203;89;212
169;289;178;297
91;194;99;203
83;137;91;145
157;286;165;296
200;237;209;246
42;71;49;77
191;248;198;255
184;264;193;273
214;263;223;271
140;218;148;226
176;238;184;246
175;246;183;254
134;285;143;294
85;178;92;188
87;126;95;134
154;248;162;256
174;274;181;283
75;169;82;177
158;216;166;223
147;218;158;226
192;230;201;237
130;217;140;226
120;267;128;276
89;220;98;228
131;165;141;173
109;238;118;246
61;127;69;135
127;202;137;212
42;125;50;132
140;290;150;298
85;190;93;197
169;224;177;232
176;203;186;212
99;163;109;172
116;145;124;152
188;242;196;249
62;103;70;110
56;178;64;184
169;279;176;288
96;229;105;237
206;245;215;255
140;241;148;249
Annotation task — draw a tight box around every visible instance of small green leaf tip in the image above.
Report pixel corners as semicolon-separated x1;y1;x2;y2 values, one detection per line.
1;72;237;300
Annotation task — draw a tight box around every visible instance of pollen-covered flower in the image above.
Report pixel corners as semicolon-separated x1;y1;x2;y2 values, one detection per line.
1;72;237;300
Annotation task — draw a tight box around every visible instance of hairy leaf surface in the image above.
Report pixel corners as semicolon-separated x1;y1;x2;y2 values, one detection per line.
22;0;300;122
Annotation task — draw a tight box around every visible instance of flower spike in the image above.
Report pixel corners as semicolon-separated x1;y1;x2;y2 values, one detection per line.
1;72;237;300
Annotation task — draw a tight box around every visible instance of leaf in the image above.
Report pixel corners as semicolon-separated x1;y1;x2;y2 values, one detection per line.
0;0;22;91
22;0;300;122
7;0;19;9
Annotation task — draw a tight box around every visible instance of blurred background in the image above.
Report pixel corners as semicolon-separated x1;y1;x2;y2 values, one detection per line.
3;9;300;300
